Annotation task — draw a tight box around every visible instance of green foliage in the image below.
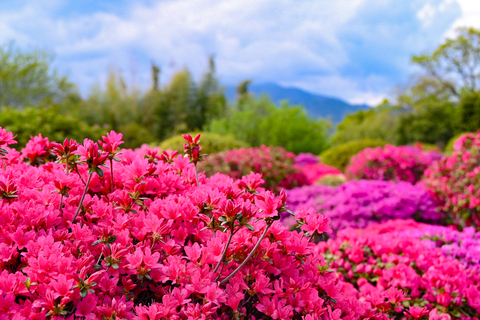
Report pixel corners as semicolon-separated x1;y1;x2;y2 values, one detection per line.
410;27;480;98
159;132;249;155
335;28;480;149
332;102;400;145
119;123;157;149
0;42;75;107
396;100;456;149
456;90;480;133
0;105;104;148
75;57;227;147
444;132;469;154
320;139;387;171
208;96;331;154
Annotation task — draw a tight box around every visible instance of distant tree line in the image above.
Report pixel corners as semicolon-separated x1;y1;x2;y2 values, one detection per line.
3;27;480;154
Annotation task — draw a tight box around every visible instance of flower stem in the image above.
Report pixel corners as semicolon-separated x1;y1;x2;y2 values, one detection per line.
194;164;199;186
72;172;93;223
110;159;114;193
74;166;87;186
220;221;273;285
214;227;235;273
59;194;64;212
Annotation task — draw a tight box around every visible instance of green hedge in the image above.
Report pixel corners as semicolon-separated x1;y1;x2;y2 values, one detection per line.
320;139;387;171
0;105;105;148
159;132;249;155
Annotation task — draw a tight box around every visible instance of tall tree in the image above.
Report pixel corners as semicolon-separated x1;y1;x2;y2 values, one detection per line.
0;42;76;107
410;27;480;99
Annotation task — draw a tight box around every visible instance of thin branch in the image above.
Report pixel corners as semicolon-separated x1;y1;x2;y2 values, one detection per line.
74;166;87;186
72;172;93;223
194;164;199;186
213;227;235;273
110;159;114;193
220;221;272;285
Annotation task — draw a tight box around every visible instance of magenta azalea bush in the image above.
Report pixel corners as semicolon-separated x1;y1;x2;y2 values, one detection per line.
0;128;384;320
199;145;308;191
285;180;441;231
425;131;480;229
346;145;442;184
294;153;320;167
318;219;480;319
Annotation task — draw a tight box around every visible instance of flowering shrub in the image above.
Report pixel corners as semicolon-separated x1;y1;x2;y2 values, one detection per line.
0;128;376;319
425;131;480;229
400;223;480;269
294;153;319;167
346;145;442;184
285;180;441;231
318;220;480;319
300;163;343;185
199;145;308;191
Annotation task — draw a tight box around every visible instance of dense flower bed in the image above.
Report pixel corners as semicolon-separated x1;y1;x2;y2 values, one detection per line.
425;131;480;229
318;219;480;319
199;145;308;191
285;180;441;231
285;180;441;230
346;145;442;184
0;129;376;319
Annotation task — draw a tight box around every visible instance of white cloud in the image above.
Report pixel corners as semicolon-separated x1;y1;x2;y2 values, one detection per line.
445;0;480;37
0;0;471;104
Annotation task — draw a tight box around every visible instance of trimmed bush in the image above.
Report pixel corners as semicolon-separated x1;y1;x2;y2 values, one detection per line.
159;131;249;155
200;145;307;191
425;131;480;229
346;145;442;184
285;180;441;231
320;139;386;171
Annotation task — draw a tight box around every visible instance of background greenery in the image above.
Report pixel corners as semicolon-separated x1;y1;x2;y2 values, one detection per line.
2;27;480;155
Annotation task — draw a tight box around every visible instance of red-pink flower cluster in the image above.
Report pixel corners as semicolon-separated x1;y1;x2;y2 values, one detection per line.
199;145;308;191
300;163;343;185
318;219;480;319
425;131;480;229
346;145;442;184
0;128;374;319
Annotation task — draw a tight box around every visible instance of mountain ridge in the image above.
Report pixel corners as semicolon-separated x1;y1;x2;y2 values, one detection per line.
224;82;370;123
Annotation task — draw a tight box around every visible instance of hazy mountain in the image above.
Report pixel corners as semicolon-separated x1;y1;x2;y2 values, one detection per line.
225;82;370;123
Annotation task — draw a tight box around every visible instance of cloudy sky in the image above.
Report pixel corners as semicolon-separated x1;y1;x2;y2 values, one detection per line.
1;0;480;105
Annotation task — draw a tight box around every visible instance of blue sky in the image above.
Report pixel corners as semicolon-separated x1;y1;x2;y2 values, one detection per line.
1;0;479;105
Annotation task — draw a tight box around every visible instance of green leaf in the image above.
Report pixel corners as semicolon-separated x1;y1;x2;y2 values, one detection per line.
24;277;31;289
245;224;255;231
80;287;89;298
93;264;102;270
112;263;120;270
108;235;117;243
92;239;104;246
95;167;104;177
